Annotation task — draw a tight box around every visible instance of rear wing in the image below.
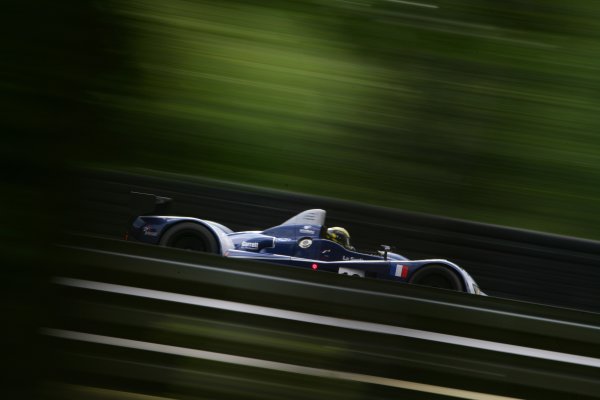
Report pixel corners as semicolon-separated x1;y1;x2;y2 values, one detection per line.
129;191;173;218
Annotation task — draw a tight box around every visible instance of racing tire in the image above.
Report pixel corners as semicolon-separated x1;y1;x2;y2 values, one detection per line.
159;222;219;253
408;264;464;292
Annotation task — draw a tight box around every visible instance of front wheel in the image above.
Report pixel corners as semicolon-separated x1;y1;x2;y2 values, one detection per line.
159;222;219;253
408;265;464;292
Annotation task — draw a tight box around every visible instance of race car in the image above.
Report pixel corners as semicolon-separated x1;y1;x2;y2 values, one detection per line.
126;192;484;295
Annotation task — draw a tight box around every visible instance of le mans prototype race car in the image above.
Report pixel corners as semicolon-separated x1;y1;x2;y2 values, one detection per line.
126;192;484;295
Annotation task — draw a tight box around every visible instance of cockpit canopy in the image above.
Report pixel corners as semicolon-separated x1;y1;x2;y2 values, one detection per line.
262;209;352;249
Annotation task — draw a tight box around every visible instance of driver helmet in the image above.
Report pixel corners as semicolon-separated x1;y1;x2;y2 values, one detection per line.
326;227;353;250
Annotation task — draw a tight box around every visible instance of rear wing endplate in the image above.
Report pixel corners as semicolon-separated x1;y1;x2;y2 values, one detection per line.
129;191;173;217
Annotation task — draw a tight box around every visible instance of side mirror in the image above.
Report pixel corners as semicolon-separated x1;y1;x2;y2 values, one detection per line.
380;245;391;260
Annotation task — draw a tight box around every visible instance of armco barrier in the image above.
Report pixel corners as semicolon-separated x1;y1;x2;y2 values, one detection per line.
41;235;600;399
65;169;600;312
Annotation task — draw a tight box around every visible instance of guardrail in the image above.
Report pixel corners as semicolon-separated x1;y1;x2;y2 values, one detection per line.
66;169;600;313
42;236;600;399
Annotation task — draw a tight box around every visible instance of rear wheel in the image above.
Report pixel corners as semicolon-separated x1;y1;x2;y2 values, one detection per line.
408;264;464;292
159;222;219;253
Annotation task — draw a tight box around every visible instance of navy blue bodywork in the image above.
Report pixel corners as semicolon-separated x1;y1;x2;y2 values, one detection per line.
128;208;483;294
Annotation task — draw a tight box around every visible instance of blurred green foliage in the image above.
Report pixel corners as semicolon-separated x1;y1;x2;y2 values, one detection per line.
7;0;600;239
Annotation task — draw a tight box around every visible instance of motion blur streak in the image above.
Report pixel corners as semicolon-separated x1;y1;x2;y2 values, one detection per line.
58;245;600;328
385;0;439;9
42;328;522;400
53;277;600;368
45;383;177;400
49;0;600;240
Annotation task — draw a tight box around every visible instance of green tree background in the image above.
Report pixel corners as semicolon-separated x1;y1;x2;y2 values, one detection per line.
6;0;600;239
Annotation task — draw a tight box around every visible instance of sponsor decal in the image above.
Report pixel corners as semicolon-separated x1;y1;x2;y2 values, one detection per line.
338;267;365;277
299;225;316;234
241;241;259;249
342;255;363;261
299;238;312;249
142;226;159;237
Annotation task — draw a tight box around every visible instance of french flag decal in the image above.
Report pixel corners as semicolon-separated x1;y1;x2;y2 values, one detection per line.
394;264;408;279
